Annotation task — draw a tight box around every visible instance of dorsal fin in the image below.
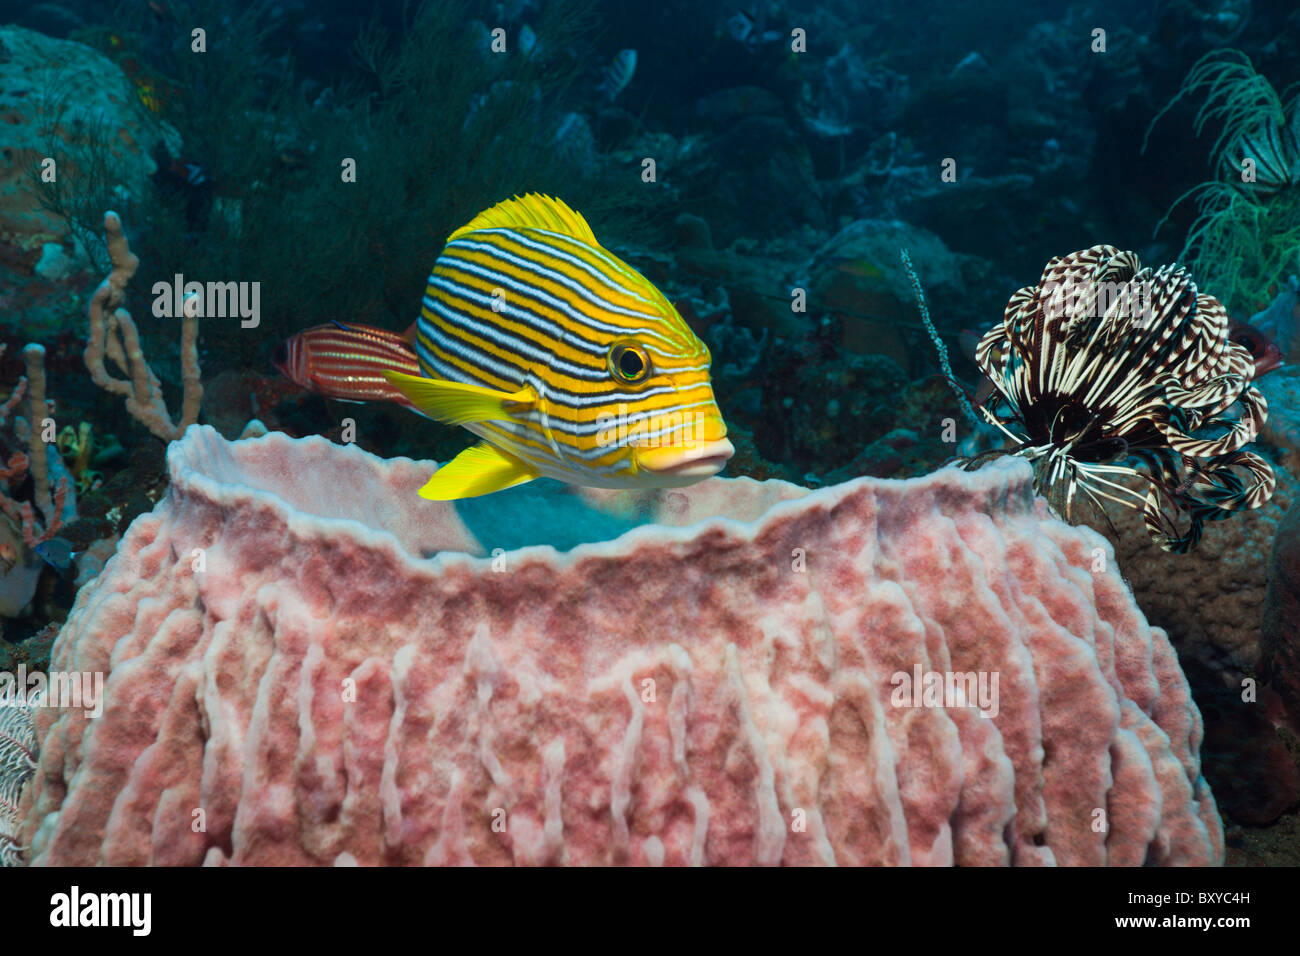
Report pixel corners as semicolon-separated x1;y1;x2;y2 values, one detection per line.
447;194;600;246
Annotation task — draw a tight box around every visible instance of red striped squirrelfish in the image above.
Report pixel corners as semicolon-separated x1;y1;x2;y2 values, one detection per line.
1227;318;1285;378
381;194;733;500
274;320;423;410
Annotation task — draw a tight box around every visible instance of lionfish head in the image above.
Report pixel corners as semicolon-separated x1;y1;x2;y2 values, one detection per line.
966;244;1275;553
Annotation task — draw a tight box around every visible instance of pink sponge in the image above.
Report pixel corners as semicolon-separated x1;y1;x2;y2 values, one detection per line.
20;427;1222;865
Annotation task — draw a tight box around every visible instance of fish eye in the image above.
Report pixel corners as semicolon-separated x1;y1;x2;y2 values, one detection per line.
1231;330;1260;354
609;342;651;384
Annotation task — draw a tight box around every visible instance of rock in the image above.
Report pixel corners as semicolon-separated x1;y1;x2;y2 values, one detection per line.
1259;369;1300;477
1091;461;1300;825
0;25;180;259
673;213;713;251
695;85;784;126
757;345;910;472
809;218;966;366
1249;278;1299;365
1194;663;1300;826
1109;464;1298;689
703;116;825;242
1263;497;1300;721
673;241;808;341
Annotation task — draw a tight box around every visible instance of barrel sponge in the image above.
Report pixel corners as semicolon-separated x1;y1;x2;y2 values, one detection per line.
19;426;1222;865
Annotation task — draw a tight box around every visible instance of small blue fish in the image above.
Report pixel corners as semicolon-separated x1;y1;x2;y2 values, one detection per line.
726;9;782;47
34;537;76;575
518;24;538;59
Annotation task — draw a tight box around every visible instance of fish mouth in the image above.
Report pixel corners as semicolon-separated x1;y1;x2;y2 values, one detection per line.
1256;352;1285;377
635;436;735;480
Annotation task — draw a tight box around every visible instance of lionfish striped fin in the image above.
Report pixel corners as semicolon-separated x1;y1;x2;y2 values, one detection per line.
381;369;535;426
447;194;601;246
418;442;538;500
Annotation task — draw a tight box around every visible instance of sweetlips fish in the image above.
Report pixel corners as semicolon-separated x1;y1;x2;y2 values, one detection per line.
382;194;733;499
271;195;734;500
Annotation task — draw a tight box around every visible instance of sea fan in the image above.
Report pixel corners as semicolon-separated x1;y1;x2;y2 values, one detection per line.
1146;50;1300;315
963;245;1275;553
0;694;38;868
1234;111;1300;194
1145;49;1300;191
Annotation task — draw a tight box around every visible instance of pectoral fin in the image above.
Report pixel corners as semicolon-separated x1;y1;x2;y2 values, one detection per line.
419;442;538;500
382;370;535;426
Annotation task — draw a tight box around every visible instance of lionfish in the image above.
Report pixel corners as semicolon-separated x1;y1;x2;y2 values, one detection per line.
963;244;1274;553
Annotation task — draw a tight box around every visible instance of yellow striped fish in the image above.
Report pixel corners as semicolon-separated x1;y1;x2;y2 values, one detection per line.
382;194;734;500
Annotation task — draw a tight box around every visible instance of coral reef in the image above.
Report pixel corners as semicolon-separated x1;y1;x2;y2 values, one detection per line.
1101;463;1299;824
1146;50;1300;316
0;344;72;549
1258;369;1300;479
21;426;1220;865
84;212;201;442
38;0;635;369
0;205;210;646
1108;464;1297;686
1263;497;1300;721
0;24;178;263
0;343;76;623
